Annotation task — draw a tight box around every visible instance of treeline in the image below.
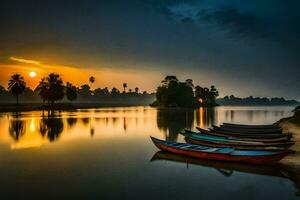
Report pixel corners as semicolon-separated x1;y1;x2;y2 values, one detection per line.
1;73;155;106
217;95;299;106
152;76;219;108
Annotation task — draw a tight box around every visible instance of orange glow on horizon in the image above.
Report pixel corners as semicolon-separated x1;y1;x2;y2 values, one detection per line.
0;56;160;92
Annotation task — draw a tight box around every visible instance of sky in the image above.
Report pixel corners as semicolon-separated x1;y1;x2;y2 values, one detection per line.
0;0;299;99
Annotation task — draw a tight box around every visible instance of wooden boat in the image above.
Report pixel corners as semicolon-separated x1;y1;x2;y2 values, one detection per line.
206;127;289;139
222;122;279;129
212;125;282;134
220;124;282;132
181;131;295;148
194;128;291;142
150;136;291;165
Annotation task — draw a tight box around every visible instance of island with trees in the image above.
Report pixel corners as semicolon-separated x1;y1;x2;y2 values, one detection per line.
151;76;219;108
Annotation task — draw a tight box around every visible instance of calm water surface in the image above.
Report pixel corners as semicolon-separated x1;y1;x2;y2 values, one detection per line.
0;106;299;199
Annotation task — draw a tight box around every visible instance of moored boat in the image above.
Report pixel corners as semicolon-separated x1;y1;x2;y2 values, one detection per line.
150;136;291;165
204;127;290;139
222;123;279;129
181;131;295;149
212;125;282;134
194;128;291;142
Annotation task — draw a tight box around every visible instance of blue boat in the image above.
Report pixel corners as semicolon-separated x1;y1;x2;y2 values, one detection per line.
182;130;295;149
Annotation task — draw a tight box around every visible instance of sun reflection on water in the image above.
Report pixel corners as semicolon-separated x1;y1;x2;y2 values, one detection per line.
0;106;294;150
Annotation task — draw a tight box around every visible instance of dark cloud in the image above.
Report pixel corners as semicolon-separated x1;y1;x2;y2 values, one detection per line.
198;8;270;38
0;0;299;99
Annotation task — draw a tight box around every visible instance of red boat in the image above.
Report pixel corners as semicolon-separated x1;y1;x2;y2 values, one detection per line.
150;136;291;165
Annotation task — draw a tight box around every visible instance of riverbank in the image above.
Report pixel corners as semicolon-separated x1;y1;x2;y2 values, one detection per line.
279;109;300;168
0;102;149;113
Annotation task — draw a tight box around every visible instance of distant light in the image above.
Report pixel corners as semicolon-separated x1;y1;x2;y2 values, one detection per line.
29;71;37;77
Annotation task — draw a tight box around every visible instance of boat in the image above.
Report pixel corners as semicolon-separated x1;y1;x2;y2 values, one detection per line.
204;127;289;139
150;136;291;165
222;122;279;129
220;124;282;132
194;128;291;142
212;125;282;134
181;131;295;149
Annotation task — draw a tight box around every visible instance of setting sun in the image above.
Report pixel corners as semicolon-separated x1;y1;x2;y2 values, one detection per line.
29;71;37;77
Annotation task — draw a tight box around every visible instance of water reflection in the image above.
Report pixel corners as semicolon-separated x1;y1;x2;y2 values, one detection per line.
195;107;216;128
40;115;64;142
151;151;300;196
157;109;194;141
9;116;26;141
0;106;298;199
2;106;294;149
66;117;77;128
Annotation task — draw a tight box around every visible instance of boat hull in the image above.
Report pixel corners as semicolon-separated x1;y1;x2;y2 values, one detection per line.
193;128;290;142
151;137;290;165
213;125;282;134
222;123;279;129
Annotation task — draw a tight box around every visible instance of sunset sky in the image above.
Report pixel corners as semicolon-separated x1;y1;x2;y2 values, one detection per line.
1;0;299;99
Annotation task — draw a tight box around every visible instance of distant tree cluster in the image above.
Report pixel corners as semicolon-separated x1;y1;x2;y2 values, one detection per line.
1;73;155;107
217;95;299;106
152;75;219;108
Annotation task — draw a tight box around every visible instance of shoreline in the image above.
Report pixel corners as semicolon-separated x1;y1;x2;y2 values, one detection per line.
0;103;298;113
278;109;300;168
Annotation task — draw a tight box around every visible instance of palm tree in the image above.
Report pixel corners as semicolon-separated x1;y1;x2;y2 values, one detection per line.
123;83;127;93
8;74;26;105
35;78;48;104
135;87;139;93
37;73;64;109
89;76;95;86
66;82;77;103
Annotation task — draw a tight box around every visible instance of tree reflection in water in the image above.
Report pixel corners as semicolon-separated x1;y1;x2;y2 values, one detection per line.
67;117;77;128
9;113;26;141
39;113;64;142
81;118;90;126
157;109;194;142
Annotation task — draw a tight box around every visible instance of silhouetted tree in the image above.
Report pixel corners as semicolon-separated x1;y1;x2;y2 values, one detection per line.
111;87;120;96
35;78;49;104
66;82;77;102
123;83;127;93
89;76;95;85
43;73;65;108
8;74;26;105
135;87;139;93
185;79;194;88
93;87;109;101
155;76;195;107
162;76;178;86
